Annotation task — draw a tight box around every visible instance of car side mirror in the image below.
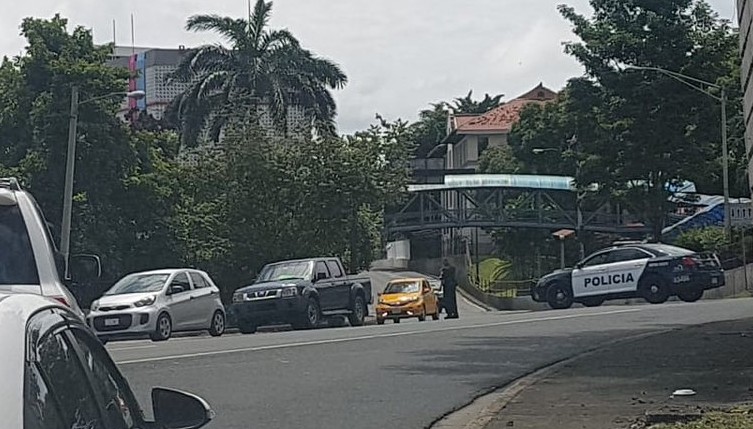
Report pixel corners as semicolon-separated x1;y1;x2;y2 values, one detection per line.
315;272;327;282
168;285;185;295
152;387;213;429
69;254;102;283
575;262;584;269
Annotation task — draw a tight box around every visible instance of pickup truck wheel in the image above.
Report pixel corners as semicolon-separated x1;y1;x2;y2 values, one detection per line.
302;297;321;329
678;288;704;303
348;295;366;327
238;322;257;334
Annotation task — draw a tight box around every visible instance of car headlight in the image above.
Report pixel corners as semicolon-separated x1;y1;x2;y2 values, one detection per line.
133;295;157;307
232;293;244;303
91;300;100;311
281;286;298;297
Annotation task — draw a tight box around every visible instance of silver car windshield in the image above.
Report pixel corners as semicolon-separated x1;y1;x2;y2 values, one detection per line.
105;274;169;295
258;261;313;282
0;205;39;285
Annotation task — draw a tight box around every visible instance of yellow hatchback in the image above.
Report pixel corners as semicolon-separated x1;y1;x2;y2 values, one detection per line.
376;278;440;324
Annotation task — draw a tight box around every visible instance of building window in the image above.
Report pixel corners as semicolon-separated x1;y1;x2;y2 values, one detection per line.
478;136;489;157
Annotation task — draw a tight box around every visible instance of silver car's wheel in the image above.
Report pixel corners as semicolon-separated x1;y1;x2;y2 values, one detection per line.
209;311;225;337
150;313;172;342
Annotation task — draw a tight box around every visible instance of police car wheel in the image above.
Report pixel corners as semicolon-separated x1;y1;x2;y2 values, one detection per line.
581;296;605;307
546;283;574;310
640;276;670;304
677;288;704;303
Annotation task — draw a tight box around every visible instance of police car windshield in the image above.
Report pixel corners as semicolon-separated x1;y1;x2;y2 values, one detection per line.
105;274;169;295
644;244;694;257
0;205;39;285
384;281;421;294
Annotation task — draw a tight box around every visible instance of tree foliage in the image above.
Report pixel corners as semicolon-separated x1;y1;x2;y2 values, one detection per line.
168;0;347;146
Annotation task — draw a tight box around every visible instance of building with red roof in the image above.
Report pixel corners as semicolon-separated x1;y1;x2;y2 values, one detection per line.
443;83;558;171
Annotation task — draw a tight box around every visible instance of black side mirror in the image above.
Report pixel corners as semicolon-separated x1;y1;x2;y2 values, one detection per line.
168;285;185;295
69;254;102;283
315;272;327;282
152;387;213;429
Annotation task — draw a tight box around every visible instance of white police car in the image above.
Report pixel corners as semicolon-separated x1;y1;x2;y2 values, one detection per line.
532;242;725;309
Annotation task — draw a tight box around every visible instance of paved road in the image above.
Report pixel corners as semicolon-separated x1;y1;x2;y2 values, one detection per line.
111;297;753;429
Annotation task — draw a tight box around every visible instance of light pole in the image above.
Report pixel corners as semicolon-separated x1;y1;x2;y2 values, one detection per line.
533;136;585;259
624;65;730;238
61;86;145;279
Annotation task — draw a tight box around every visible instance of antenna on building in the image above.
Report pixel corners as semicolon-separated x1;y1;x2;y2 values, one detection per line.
130;13;135;54
247;0;252;31
112;19;116;46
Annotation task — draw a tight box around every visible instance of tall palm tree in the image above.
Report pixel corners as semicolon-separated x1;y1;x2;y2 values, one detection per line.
168;0;348;146
451;90;504;114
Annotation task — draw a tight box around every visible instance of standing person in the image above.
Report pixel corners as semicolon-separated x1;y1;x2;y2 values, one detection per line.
440;259;459;319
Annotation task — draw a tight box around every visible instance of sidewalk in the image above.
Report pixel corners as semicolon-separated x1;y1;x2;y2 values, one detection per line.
486;318;753;429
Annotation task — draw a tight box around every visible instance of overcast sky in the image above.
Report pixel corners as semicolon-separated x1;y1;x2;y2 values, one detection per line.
0;0;737;133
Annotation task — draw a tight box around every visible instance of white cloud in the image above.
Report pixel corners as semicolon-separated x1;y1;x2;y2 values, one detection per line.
0;0;737;133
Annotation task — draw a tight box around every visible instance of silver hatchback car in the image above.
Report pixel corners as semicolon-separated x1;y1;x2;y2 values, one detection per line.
87;269;226;342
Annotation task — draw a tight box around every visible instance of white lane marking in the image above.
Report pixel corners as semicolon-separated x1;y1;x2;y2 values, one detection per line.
107;344;157;352
116;308;641;365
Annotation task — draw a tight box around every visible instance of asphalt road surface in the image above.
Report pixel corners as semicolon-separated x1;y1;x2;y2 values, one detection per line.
110;289;753;429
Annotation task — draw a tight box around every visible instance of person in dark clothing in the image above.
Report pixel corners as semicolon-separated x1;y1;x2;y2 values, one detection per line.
440;259;459;319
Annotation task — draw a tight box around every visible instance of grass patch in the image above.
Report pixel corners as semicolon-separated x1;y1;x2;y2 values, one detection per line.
652;409;753;429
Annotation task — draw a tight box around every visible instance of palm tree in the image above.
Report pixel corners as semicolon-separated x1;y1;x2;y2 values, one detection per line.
168;0;348;146
451;90;504;114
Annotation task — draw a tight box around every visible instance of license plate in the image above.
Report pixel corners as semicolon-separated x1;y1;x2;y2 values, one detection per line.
712;277;718;284
104;318;120;327
390;309;401;315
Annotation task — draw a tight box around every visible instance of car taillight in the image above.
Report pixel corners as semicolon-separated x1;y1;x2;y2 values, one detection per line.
681;257;698;269
51;296;70;307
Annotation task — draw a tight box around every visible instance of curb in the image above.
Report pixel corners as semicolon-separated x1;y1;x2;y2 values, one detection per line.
168;317;377;339
430;329;675;429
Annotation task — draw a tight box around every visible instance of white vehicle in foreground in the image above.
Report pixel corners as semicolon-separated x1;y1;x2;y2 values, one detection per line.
88;269;226;342
0;293;214;429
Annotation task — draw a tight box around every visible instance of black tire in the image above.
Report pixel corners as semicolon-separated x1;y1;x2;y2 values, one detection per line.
393;318;401;324
348;295;366;327
418;306;427;322
301;297;321;329
150;313;172;342
546;283;574;310
209;311;225;336
377;318;385;325
238;321;257;334
640;275;670;304
677;288;704;303
581;296;605;307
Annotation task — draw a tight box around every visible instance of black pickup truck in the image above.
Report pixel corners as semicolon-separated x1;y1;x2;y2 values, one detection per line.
230;257;372;333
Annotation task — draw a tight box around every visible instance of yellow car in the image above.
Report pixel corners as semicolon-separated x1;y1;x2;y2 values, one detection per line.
376;278;440;324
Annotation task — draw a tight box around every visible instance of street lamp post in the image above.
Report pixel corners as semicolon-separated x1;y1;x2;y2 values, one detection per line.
60;86;145;279
624;65;731;238
532;136;586;259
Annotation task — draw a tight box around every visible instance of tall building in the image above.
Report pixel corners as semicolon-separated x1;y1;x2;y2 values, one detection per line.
108;45;193;120
739;0;753;199
108;45;311;140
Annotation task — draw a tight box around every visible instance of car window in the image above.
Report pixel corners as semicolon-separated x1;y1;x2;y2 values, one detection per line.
190;272;210;288
35;331;103;429
581;251;611;267
69;328;143;429
170;272;191;293
326;260;343;278
609;248;651;263
315;262;330;280
0;205;39;285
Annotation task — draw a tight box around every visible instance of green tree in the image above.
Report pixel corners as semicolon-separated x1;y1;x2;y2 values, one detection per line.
450;90;504;114
555;0;742;238
169;0;348;146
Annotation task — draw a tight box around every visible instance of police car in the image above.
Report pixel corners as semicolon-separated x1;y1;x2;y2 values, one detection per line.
532;242;725;309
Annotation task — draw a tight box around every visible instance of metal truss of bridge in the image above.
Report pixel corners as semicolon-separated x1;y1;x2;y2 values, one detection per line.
385;174;650;240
